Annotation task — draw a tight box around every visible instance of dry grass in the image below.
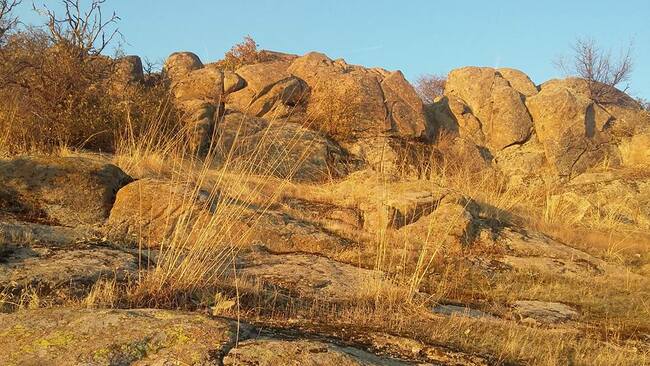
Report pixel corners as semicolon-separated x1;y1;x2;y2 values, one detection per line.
2;91;649;365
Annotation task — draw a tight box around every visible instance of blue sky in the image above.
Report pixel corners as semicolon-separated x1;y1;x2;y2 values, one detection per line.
16;1;650;98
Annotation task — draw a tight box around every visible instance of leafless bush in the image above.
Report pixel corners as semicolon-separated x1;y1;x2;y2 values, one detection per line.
415;74;446;104
555;37;633;103
636;97;650;111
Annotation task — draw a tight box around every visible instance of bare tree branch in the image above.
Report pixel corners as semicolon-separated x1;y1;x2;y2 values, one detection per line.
0;0;21;43
415;74;447;104
555;37;634;103
34;0;121;57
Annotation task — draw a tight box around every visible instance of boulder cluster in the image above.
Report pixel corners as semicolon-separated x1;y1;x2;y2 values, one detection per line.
131;50;648;183
155;50;439;181
438;67;649;180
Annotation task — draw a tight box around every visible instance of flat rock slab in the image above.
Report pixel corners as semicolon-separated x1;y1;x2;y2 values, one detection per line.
238;249;384;302
431;304;495;319
498;228;606;277
223;338;409;366
0;221;90;246
0;308;430;365
0;243;139;297
0;308;240;365
513;300;579;324
364;333;490;366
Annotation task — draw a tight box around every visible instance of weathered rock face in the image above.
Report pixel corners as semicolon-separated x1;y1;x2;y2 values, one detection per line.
106;178;218;247
0;308;417;365
497;68;538;97
111;55;144;91
361;188;451;232
223;339;408;366
513;301;579;324
288;52;430;140
165;57;226;155
0;242;140;300
526;84;619;177
439;66;647;180
398;196;481;246
619;132;650;166
497;228;609;278
444;67;534;151
227;60;297;117
0;156;132;226
562;171;650;230
162;50;430;173
238;248;385;302
215;112;355;182
382;70;432;140
106;174;354;252
493;136;548;184
164;51;204;83
222;52;431;141
172;66;224;105
541;78;650;138
431;96;486;145
0;308;241;365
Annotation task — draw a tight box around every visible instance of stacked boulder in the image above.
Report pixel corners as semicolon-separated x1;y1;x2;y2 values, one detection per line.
164;52;227;155
160;49;648;182
163;51;433;181
435;67;649;181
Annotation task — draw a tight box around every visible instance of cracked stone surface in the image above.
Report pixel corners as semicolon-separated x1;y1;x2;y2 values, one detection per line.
0;243;140;298
513;300;579;324
238;248;385;302
0;308;241;365
223;338;410;366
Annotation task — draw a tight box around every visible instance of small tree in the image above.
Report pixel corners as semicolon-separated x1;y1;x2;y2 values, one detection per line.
555;37;633;103
0;0;21;45
415;73;446;104
637;98;650;111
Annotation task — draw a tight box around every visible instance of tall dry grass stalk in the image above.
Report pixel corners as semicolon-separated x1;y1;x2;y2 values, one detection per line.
112;101;351;307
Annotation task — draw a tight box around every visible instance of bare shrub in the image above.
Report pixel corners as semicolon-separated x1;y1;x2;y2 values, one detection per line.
555;37;633;103
217;35;273;71
2;31;114;149
415;73;446;104
636;97;649;111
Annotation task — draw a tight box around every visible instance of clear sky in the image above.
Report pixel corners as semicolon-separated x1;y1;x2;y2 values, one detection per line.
15;0;650;98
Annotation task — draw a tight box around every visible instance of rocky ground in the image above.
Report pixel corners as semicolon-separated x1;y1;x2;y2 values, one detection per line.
1;50;649;365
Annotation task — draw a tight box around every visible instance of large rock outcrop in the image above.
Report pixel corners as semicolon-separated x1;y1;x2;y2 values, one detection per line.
541;78;649;137
444;67;534;151
163;51;204;82
214;111;355;181
438;66;649;180
287;52;431;140
162;50;431;177
526;83;619;177
0;308;241;365
110;55;144;92
164;52;223;155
